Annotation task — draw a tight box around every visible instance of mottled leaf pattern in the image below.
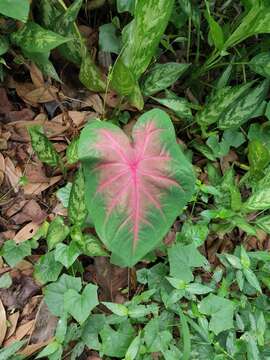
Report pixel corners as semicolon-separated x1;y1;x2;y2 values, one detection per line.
68;168;88;226
111;0;174;108
78;109;195;266
218;80;269;129
142;63;190;96
28;125;60;167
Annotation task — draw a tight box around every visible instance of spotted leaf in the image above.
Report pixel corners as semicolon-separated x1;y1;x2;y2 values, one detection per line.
78;109;195;267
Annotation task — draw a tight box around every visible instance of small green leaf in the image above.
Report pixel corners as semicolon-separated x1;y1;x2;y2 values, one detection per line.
54;242;82;268
28;126;60;168
0;0;30;22
243;268;262;293
151;96;193;120
11;22;70;53
79;53;106;92
142;62;190;96
186;283;214;295
36;341;61;358
240;246;251;269
0;341;26;360
102;302;129;316
99;23;121;54
66;137;79;164
1;240;31;267
47;216;69;251
100;321;135;357
34;251;63;285
56;183;72;208
248;139;270;178
68;168;88;226
83;234;109;257
244;186;270;212
198;294;235;335
0;272;12;289
44;274;82;316
125;332;141;360
168;243;208;283
218;80;269;129
256;215;270;233
249;52;270;78
204;1;224;50
0;36;9;56
117;0;135;14
64;283;99;324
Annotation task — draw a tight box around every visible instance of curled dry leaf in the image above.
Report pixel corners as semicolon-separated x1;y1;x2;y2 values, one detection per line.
14;222;40;244
18;340;51;357
84;94;104;114
4;320;35;347
0;298;7;346
29;300;58;345
23;175;62;195
5;157;22;193
29;63;44;88
6;311;20;339
15;82;65;107
11;200;47;225
0;152;5;187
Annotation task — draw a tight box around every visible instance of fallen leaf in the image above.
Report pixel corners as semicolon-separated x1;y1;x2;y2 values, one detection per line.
18;340;51;357
15;82;64;106
5;108;35;123
84;94;103;114
0;298;7;345
11;200;47;225
29;300;58;344
0;275;40;310
0;152;5;187
25;163;49;183
6;311;20;339
23;175;62;195
14;222;40;244
5;157;22;192
0;88;13;113
93;257;128;301
30;63;44;88
4;320;34;346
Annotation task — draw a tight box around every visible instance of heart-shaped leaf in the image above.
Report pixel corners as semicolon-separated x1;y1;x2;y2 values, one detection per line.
64;283;99;324
78;109;195;267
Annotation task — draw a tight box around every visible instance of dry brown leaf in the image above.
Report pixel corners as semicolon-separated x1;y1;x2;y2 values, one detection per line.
15;82;64;106
14;222;40;244
29;300;58;345
25;163;49;183
51;110;94;128
6;311;20;339
0;298;7;346
0;152;5;187
5;157;22;192
23;175;62;195
18;340;51;357
5;108;35;123
4;320;34;346
21;295;42;320
14;260;33;272
4;199;28;218
11;200;47;225
30;63;44;88
84;94;103;114
0;88;13;113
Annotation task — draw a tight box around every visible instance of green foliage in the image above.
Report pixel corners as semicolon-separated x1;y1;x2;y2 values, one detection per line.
28;126;60;168
142;62;190;96
68;168;88;227
0;0;30;22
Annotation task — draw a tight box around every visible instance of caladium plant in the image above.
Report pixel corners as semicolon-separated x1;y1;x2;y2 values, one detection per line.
78;109;195;267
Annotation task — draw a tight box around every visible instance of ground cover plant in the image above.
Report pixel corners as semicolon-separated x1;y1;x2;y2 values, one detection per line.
1;0;270;359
